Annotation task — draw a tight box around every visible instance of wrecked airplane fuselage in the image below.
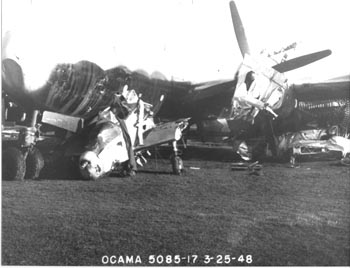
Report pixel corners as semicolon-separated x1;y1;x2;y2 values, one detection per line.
77;100;190;180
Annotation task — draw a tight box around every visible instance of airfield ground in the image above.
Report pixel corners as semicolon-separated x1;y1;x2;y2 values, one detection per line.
2;148;350;266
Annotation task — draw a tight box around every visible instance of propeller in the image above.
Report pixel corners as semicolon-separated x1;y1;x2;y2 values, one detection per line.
229;1;250;57
272;49;332;73
2;31;12;60
229;1;331;73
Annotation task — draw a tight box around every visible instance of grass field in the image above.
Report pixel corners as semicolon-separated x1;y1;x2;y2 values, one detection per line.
2;152;350;266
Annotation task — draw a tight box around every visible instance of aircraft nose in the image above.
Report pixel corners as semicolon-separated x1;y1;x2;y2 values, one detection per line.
79;151;104;180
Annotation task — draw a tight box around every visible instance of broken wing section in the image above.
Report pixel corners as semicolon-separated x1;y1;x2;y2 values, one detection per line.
135;119;189;151
292;76;350;136
293;76;350;102
180;79;236;120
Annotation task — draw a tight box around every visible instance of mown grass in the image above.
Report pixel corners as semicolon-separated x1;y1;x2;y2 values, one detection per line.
2;159;350;265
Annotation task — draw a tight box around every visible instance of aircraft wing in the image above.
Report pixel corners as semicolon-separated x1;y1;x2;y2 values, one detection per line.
175;79;236;119
2;59;114;119
187;79;235;102
2;59;193;120
292;75;350;102
135;118;190;152
2;56;236;123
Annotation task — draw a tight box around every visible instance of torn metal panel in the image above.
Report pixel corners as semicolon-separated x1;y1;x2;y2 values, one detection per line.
292;137;350;160
326;136;350;157
277;129;327;154
42;111;84;133
277;128;350;159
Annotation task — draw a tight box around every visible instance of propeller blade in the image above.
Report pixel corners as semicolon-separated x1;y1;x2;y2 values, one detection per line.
229;1;250;57
2;31;12;59
272;49;332;73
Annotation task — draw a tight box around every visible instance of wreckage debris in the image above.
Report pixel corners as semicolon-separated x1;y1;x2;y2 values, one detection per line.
231;161;262;175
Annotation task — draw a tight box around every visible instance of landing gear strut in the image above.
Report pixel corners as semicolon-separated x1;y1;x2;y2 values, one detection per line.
2;147;26;181
170;140;184;175
2;109;44;181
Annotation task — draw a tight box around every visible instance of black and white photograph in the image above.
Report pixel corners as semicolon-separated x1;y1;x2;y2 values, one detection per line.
1;0;350;266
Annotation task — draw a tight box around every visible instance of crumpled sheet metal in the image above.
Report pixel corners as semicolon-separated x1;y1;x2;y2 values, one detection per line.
277;129;350;157
230;54;287;123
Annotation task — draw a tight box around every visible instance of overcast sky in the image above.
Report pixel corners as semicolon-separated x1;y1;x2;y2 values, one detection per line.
2;0;350;88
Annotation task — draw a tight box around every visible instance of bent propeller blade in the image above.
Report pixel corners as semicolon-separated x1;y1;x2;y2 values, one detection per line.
272;49;332;73
229;1;250;57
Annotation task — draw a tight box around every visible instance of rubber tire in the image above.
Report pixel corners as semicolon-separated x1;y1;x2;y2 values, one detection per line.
2;147;26;181
340;157;350;166
171;155;184;175
25;147;45;180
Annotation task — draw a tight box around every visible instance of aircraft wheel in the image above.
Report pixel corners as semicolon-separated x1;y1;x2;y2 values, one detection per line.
171;155;184;175
340;156;350;166
2;146;26;181
25;147;45;180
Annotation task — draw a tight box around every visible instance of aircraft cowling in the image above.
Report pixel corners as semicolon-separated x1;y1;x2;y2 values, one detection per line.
78;120;130;180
